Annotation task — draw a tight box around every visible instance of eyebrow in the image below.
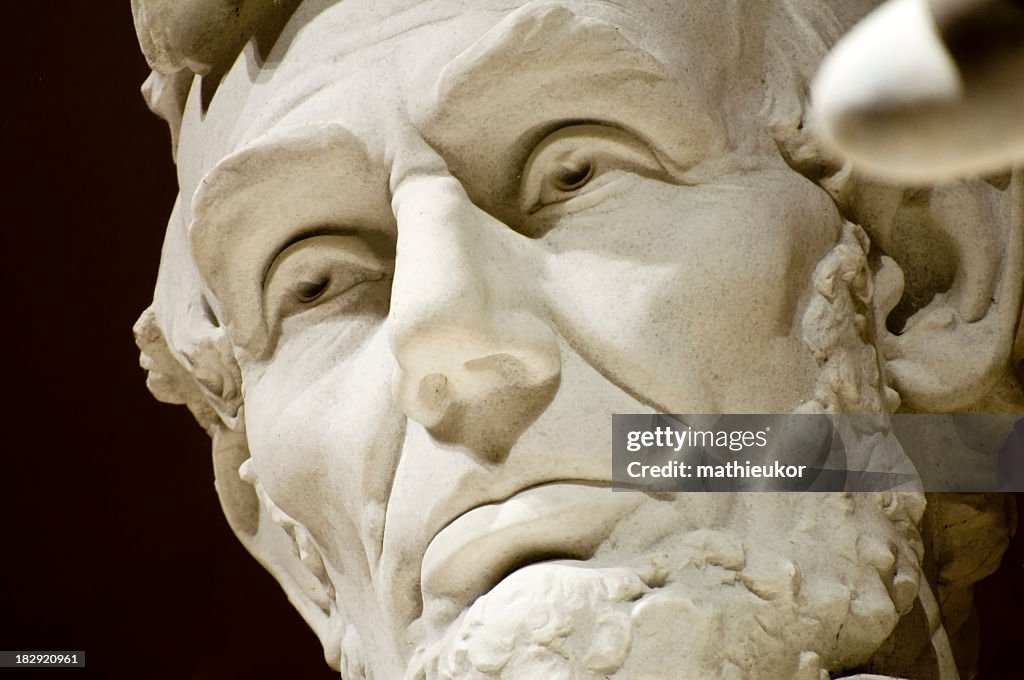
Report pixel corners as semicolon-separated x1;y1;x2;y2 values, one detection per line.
422;1;722;195
189;122;390;352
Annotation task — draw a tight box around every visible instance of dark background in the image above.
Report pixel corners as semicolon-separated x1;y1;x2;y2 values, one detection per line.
1;3;334;679
0;3;1021;679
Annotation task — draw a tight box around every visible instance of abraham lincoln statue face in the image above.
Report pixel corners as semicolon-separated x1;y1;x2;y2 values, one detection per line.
133;1;1023;678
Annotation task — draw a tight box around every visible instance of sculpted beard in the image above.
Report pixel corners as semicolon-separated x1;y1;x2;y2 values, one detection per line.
408;495;923;680
396;222;926;680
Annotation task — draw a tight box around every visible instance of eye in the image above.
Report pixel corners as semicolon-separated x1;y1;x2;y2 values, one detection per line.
263;234;391;323
552;160;594;192
296;278;330;304
519;124;667;214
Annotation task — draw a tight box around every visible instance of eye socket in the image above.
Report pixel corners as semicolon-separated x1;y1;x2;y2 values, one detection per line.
263;234;391;324
519;124;666;214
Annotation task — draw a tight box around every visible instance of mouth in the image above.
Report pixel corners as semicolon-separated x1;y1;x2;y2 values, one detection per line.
419;481;644;621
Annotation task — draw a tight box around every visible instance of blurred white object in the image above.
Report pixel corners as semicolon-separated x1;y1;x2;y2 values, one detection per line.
813;0;1024;181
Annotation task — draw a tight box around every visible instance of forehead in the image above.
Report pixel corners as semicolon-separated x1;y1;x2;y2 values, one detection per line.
175;0;747;201
176;0;508;196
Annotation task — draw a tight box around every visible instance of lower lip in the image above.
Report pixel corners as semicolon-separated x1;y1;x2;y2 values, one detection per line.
420;482;644;611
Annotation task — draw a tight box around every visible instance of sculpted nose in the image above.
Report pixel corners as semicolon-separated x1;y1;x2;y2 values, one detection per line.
388;175;560;460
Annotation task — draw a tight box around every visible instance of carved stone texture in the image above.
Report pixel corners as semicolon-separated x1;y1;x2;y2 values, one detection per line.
131;1;1023;678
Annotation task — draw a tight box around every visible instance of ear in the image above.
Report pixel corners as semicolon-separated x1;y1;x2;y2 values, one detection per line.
853;172;1024;411
774;123;1023;411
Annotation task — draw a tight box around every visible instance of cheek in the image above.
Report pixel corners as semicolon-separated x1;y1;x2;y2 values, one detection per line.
667;172;842;329
239;323;402;561
541;172;841;411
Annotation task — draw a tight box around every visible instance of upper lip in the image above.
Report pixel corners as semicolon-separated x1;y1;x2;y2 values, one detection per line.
425;477;610;546
418;479;643;618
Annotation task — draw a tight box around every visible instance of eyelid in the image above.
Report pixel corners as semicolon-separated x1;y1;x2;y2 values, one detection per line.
518;124;665;213
263;234;391;326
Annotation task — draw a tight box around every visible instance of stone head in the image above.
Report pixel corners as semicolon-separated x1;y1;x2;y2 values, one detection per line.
132;1;1023;677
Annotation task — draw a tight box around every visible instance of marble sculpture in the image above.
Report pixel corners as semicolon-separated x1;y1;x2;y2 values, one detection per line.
131;1;1023;677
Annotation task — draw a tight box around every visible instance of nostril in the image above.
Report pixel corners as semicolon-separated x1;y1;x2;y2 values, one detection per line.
418;372;449;412
393;342;560;461
463;352;531;386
